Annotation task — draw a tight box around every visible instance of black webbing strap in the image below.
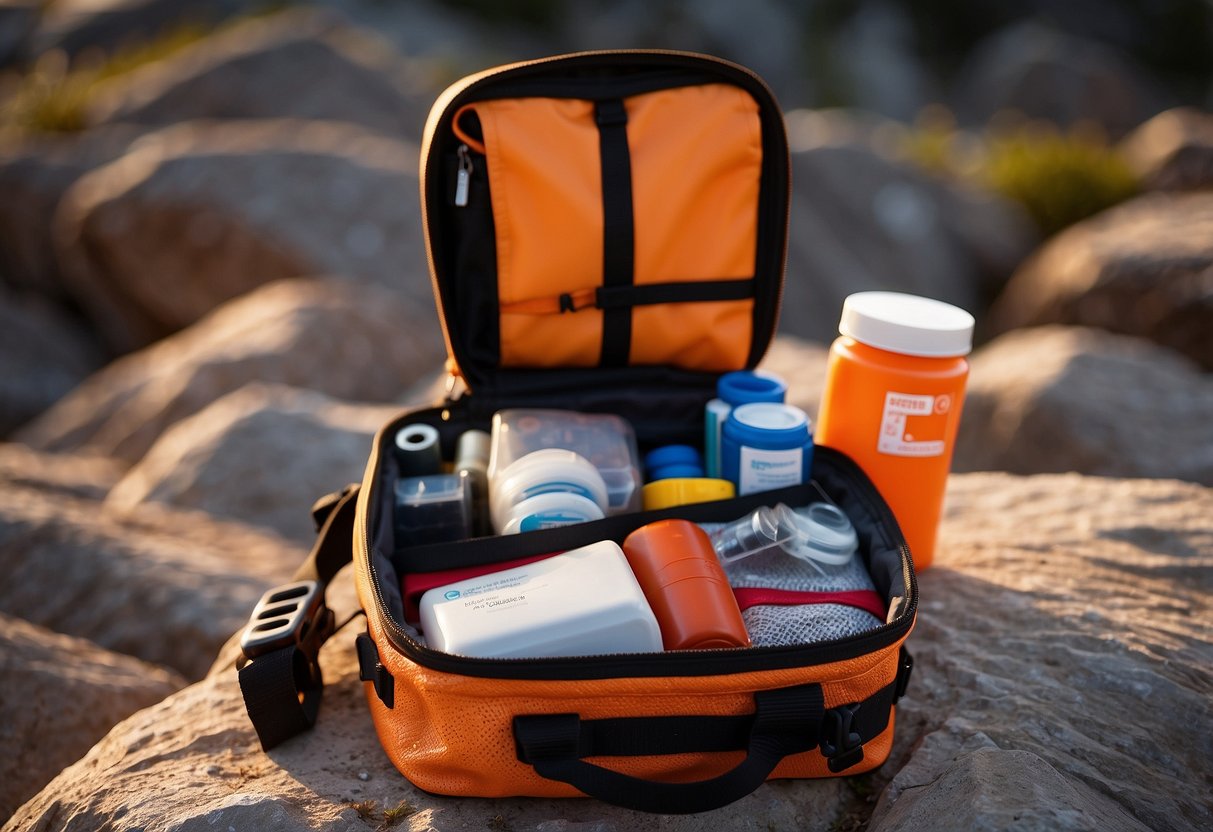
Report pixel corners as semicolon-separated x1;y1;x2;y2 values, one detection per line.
595;278;754;309
595;98;635;368
514;673;904;814
238;486;359;750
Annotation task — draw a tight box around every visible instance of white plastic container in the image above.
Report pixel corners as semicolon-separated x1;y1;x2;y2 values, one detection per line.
418;541;663;658
489;448;609;533
489;409;642;514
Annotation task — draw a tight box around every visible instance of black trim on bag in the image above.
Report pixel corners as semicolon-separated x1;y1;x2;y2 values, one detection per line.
595;97;635;367
596;278;754;309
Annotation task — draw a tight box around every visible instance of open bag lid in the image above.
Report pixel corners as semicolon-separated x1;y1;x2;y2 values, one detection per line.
418;50;791;408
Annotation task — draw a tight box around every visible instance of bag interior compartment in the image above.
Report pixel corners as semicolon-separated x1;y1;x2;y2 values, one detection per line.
368;407;911;660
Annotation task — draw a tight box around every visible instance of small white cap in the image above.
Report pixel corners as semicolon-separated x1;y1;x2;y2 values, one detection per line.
839;292;974;357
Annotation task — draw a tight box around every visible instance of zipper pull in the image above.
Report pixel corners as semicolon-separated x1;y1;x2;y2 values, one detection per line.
455;144;472;207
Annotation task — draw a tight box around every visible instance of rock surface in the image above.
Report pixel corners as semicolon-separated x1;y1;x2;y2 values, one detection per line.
0;125;143;300
16;278;443;465
954;326;1213;485
988;192;1213;370
0;482;303;679
0;443;123;501
7;474;1209;831
871;746;1150;832
105;383;398;543
53;119;430;352
867;473;1213;832
782;115;1036;344
0;612;185;822
0;0;37;67
951;22;1166;137
85;10;430;142
29;0;245;60
0;291;102;436
1120;107;1213;192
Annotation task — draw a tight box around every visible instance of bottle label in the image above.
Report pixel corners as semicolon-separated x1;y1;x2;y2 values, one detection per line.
878;391;949;457
738;446;803;495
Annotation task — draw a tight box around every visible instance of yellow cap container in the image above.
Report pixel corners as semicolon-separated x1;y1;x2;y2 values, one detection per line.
641;477;735;511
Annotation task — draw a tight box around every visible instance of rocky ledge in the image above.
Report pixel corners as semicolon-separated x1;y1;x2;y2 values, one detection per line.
5;473;1209;832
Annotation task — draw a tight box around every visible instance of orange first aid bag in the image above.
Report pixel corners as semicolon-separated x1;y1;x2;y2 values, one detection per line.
237;51;916;815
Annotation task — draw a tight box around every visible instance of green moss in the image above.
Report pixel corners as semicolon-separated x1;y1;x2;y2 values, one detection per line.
980;124;1140;236
1;5;286;134
900;109;1140;236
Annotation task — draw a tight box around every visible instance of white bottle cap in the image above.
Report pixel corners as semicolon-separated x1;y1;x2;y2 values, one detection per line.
839;292;974;357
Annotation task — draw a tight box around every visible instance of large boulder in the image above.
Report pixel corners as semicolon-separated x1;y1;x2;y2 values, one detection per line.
954;326;1213;485
15;277;444;465
84;9;431;142
53;119;428;352
7;473;1209;831
0;482;303;679
782;111;1036;344
0;0;38;67
1120;107;1213;192
0;612;184;822
0;290;102;437
988;191;1213;370
29;0;245;60
0;125;144;299
105;383;398;543
868;473;1212;832
0;443;123;500
951;21;1167;137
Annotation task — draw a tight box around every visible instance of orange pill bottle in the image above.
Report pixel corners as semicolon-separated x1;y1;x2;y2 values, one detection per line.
815;292;974;569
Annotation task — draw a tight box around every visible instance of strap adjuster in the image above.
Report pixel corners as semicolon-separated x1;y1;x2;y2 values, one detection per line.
821;703;864;773
894;647;914;703
239;580;333;663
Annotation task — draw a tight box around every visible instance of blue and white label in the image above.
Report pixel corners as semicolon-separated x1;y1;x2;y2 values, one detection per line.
738;446;803;496
519;512;586;532
444;590;461;600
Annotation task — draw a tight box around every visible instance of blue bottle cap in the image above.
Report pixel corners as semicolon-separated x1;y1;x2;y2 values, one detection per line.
644;444;703;473
649;463;707;481
716;371;787;406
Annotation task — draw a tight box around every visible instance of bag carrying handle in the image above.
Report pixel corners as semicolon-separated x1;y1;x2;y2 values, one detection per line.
513;661;912;815
514;684;821;814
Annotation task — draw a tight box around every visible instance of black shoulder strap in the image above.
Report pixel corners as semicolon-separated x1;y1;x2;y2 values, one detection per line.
237;485;359;750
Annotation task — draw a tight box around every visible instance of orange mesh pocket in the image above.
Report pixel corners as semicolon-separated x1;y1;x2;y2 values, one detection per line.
455;83;762;371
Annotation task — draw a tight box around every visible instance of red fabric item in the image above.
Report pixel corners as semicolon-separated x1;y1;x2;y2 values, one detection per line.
731;587;887;622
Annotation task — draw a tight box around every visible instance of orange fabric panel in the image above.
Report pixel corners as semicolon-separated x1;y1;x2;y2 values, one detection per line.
459;83;762;371
628;84;761;370
355;551;907;798
467;97;606;367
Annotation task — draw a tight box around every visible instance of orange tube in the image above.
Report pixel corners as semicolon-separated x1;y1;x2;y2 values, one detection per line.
622;519;750;650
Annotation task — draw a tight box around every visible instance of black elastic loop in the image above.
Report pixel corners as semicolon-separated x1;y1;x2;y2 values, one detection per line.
595;278;755;310
513;684;823;814
595;98;634;368
238;486;359;750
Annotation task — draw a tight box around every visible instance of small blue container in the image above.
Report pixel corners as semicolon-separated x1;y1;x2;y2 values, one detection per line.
705;371;787;479
644;445;705;481
721;403;813;496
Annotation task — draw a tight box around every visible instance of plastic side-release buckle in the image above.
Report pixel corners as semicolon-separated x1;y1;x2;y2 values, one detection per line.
239;580;333;663
821;703;864;773
894;647;914;703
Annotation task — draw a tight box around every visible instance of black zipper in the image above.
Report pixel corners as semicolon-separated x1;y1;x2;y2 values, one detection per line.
358;412;916;681
420;49;790;392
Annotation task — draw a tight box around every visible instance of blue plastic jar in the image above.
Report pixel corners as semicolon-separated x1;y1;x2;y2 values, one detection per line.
721;403;813;496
